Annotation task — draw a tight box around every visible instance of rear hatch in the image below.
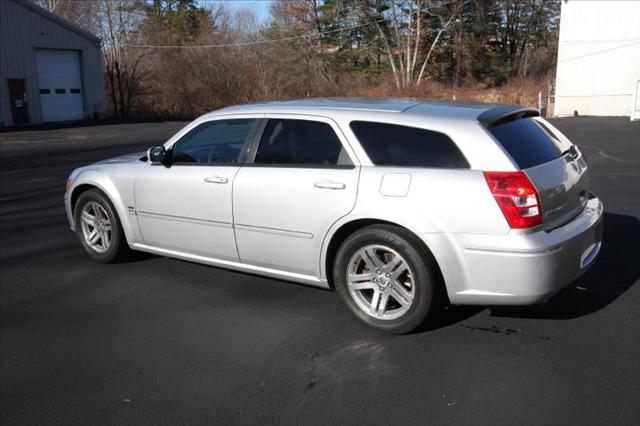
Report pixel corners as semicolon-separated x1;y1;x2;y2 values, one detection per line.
486;115;591;231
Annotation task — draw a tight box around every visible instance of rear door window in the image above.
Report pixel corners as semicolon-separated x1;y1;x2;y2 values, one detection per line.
349;121;469;168
254;119;352;167
487;118;562;169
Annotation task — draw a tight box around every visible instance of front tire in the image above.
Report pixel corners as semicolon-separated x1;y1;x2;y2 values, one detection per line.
74;189;131;263
333;225;439;334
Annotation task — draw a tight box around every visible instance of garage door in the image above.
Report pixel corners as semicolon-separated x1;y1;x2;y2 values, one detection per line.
35;49;84;122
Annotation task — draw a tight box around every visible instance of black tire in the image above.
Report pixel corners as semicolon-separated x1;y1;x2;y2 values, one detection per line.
73;189;131;263
333;224;440;334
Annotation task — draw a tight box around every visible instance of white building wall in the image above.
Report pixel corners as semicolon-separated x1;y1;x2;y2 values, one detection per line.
554;0;640;117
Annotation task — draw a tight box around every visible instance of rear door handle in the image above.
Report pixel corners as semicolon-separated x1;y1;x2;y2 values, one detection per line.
204;176;228;184
314;181;345;190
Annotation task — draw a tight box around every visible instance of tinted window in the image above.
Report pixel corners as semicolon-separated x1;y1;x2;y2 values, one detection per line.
171;119;254;165
254;119;351;166
350;121;469;168
488;118;562;169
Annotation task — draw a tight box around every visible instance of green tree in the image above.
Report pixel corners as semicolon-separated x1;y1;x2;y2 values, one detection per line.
143;0;210;44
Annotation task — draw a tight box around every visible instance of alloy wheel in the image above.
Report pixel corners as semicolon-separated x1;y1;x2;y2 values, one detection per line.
80;201;112;253
346;244;415;320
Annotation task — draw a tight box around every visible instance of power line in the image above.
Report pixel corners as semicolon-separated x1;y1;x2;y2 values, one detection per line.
124;17;390;49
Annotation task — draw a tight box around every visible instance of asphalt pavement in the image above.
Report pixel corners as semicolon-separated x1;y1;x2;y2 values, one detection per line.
1;117;639;425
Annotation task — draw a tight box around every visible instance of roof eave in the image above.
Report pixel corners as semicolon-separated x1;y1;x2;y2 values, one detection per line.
13;0;102;45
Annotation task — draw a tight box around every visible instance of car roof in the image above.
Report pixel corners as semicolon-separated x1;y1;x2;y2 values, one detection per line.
205;97;537;126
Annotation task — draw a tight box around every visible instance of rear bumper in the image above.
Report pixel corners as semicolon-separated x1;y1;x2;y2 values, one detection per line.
437;195;604;305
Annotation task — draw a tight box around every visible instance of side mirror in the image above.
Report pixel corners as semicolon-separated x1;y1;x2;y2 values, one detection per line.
147;145;167;164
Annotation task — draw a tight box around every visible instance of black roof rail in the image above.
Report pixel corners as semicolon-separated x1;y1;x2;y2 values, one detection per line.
478;106;539;128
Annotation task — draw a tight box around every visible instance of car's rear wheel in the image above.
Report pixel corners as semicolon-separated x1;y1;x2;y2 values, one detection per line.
333;225;439;333
74;189;131;263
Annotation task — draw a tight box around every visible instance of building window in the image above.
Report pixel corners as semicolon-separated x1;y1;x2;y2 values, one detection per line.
39;89;51;94
54;88;65;94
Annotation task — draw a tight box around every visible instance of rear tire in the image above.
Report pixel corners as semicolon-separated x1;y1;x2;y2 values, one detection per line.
333;225;439;334
74;189;131;263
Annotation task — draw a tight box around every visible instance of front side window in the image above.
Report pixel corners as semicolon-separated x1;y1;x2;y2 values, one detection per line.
350;121;469;168
254;119;352;167
171;119;255;165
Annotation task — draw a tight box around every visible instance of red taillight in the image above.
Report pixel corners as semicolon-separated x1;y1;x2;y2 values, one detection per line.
483;171;542;229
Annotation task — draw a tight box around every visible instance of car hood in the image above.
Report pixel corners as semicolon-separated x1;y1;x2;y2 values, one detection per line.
95;152;145;165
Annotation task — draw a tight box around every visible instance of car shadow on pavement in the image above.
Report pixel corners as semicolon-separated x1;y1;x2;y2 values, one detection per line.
117;250;157;263
490;212;640;320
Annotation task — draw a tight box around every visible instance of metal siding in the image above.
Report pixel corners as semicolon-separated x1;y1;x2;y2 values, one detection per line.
0;0;105;126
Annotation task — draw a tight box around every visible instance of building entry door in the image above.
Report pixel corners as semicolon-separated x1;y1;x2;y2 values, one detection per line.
8;79;29;125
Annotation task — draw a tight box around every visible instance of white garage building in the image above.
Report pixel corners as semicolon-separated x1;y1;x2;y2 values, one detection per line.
0;0;106;127
554;0;640;119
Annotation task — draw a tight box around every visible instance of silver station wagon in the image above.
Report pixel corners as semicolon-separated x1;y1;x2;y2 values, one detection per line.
65;98;603;333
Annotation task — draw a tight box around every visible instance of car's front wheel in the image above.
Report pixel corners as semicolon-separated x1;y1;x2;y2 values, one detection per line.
333;225;439;333
74;189;131;263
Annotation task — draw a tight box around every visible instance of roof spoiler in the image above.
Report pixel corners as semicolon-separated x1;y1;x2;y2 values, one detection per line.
478;106;539;129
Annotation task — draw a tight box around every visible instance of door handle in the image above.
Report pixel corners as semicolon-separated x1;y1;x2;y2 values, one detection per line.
314;180;346;190
204;176;228;184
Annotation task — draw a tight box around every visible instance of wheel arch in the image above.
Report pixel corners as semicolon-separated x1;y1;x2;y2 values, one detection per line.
322;218;449;302
70;183;101;213
69;172;136;243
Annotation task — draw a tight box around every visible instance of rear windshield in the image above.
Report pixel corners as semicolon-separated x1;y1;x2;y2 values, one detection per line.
488;118;562;169
350;121;469;168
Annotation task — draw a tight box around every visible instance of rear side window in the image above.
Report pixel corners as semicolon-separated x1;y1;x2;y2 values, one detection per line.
488;118;562;169
254;119;352;167
349;121;469;168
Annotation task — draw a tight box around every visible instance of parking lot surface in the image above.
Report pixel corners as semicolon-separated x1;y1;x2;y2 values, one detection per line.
1;117;639;425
